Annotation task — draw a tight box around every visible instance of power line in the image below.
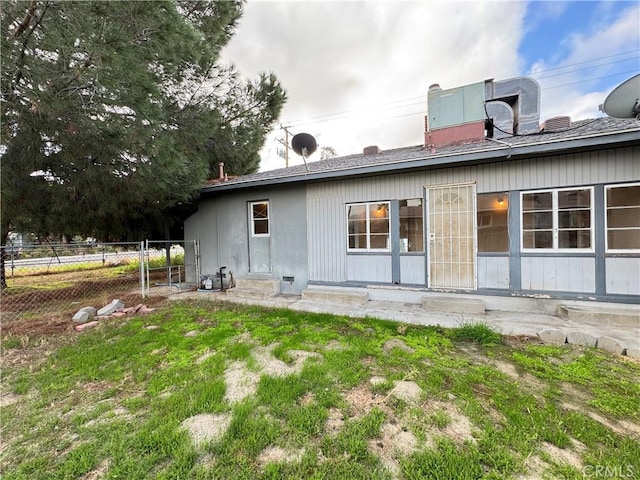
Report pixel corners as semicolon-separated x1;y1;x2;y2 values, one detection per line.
541;69;639;90
282;53;639;127
526;49;639;76
285;95;425;125
532;56;639;80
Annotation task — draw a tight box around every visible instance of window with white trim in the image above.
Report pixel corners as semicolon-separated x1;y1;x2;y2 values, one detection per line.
477;192;509;253
250;201;269;236
399;198;424;252
605;183;640;252
347;202;390;251
521;187;593;251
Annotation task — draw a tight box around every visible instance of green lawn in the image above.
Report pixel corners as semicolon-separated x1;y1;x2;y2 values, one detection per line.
1;300;639;479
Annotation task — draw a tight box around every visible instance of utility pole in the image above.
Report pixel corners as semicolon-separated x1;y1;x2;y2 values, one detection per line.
276;124;293;168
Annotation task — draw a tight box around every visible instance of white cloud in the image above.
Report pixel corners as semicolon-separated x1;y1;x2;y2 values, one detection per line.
222;0;527;171
530;3;640;121
221;1;637;172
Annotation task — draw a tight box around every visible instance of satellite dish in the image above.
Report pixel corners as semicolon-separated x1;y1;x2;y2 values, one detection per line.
291;133;317;158
601;74;640;119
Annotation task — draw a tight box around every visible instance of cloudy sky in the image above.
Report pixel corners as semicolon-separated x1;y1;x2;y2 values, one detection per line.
220;0;640;172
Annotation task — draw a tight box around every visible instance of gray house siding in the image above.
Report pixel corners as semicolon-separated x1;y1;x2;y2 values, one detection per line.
185;184;308;294
606;258;640;295
307;146;639;296
477;256;509;289
346;255;392;283
520;257;596;293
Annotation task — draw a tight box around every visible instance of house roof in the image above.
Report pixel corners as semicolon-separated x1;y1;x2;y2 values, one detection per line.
203;117;640;194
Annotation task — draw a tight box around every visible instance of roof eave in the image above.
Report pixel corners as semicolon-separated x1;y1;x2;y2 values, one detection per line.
201;129;640;194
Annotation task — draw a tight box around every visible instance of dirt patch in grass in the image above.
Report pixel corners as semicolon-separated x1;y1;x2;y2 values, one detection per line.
344;384;382;417
389;381;423;403
493;359;547;392
520;455;550;480
80;459;110;480
562;403;640;439
299;392;316;406
323;339;344;351
422;400;476;445
195;351;215;364
325;408;345;435
252;344;321;377
257;446;304;467
181;413;232;448
560;383;593;404
224;360;261;404
382;338;415;354
455;343;487;363
3;314;74;336
369;422;419;479
223;343;323;403
0;393;21;407
541;441;583;469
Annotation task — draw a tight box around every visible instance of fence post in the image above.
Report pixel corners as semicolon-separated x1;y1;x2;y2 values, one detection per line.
195;240;200;288
145;239;150;298
139;241;146;298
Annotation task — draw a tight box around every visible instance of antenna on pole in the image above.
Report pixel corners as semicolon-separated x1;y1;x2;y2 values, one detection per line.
277;125;293;167
291;133;317;172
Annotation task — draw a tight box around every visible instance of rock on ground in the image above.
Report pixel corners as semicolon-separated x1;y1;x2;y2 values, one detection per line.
72;306;97;324
566;331;597;347
538;329;566;345
97;299;125;316
597;336;627;355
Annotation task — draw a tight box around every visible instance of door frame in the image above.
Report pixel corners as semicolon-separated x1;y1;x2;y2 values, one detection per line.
425;182;477;290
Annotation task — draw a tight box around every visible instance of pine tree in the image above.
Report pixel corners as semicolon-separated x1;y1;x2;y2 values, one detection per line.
0;0;286;287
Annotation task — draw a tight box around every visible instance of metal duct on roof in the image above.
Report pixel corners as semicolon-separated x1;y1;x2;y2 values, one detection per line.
485;77;541;135
485;101;514;139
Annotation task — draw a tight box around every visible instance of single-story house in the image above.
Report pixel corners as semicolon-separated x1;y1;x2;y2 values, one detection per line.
184;76;640;303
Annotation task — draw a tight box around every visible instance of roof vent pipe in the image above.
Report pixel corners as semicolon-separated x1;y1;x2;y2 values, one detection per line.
218;162;225;181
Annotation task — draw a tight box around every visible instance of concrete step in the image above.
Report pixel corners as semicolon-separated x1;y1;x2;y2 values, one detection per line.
226;287;278;300
422;296;485;314
557;304;640;327
235;278;280;295
301;288;369;305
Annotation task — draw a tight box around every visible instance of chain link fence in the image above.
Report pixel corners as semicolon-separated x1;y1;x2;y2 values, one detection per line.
143;240;199;297
1;240;199;334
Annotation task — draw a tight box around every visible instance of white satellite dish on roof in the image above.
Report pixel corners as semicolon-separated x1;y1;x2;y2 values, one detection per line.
600;73;640;119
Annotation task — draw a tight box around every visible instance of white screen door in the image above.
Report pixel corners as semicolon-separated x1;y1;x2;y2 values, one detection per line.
426;183;477;289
